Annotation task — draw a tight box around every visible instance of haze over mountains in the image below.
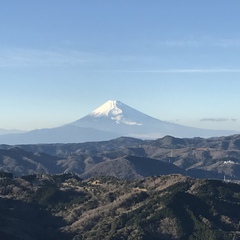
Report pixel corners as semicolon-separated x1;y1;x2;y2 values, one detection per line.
0;100;238;144
0;128;25;135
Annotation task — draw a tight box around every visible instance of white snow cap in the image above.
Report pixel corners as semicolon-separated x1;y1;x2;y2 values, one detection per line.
90;100;123;117
89;100;142;125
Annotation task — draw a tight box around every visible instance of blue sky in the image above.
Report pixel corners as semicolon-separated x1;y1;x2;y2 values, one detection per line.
1;1;240;131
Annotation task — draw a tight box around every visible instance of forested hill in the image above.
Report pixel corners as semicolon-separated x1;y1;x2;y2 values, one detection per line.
0;172;240;239
0;134;240;180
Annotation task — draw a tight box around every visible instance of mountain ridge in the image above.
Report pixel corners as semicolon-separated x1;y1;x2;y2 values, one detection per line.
0;134;240;181
0;128;25;135
0;100;238;144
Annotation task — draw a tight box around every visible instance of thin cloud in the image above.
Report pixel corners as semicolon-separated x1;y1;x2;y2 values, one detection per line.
157;37;240;48
0;48;103;68
107;69;240;73
2;48;240;75
161;40;200;48
214;38;240;48
200;118;237;122
0;48;144;68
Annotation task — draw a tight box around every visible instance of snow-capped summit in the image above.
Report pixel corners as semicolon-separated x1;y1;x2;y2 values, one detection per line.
90;100;123;117
70;100;238;139
89;100;143;126
0;100;238;144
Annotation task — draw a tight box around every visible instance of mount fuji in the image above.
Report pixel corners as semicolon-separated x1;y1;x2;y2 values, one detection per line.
0;100;238;144
70;100;238;139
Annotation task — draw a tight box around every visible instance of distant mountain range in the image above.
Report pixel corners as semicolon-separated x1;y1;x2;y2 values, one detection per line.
1;134;240;180
0;100;238;144
0;128;25;135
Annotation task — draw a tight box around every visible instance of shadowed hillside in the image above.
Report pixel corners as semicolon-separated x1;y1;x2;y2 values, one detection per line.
0;135;240;180
0;172;240;239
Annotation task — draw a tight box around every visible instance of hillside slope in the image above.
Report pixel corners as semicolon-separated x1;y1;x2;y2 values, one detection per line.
0;135;240;180
0;173;239;239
